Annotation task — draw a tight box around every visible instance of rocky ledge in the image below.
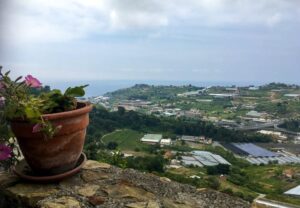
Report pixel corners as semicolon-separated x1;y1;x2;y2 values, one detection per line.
0;160;250;208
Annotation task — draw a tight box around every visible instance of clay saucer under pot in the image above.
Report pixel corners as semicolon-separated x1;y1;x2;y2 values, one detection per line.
13;152;86;183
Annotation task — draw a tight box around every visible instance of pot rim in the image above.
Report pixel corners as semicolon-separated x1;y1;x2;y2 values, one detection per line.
42;102;93;120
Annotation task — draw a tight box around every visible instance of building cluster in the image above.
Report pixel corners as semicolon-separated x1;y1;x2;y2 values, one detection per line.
179;151;230;167
161;108;182;117
114;100;152;111
177;87;240;99
208;93;238;98
140;134;212;147
295;136;300;144
140;134;172;147
180;135;212;144
240;110;272;123
112;99;204;119
246;110;268;118
258;130;288;141
177;90;202;97
223;143;300;165
88;96;110;108
248;86;259;91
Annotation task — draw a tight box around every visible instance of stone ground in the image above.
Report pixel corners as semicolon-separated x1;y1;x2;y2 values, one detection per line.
0;160;251;208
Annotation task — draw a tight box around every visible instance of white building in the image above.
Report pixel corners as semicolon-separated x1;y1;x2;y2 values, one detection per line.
258;130;287;140
246;110;267;118
248;86;259;91
177;90;202;97
284;185;300;197
284;94;300;98
209;93;238;98
181;135;212;144
226;87;238;91
160;138;172;146
141;134;162;145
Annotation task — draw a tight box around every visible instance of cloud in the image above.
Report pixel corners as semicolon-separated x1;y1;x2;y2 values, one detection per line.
1;0;300;43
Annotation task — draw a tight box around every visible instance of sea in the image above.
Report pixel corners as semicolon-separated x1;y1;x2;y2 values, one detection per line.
44;80;271;97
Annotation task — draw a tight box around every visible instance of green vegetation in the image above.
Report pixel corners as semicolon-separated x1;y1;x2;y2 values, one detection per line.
105;84;202;101
207;164;231;175
0;68;88;167
126;155;166;172
203;146;250;168
84;106;272;160
86;106;271;151
255;100;300;117
242;165;300;205
101;129;147;151
106;82;300;120
106;141;118;150
279;119;300;132
260;83;299;90
84;82;300;205
84;107;296;204
165;145;300;205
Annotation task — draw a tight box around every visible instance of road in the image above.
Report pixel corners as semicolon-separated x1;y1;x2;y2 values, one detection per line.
274;124;300;136
230;120;285;131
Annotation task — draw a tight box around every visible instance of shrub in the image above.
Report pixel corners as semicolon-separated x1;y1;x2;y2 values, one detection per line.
207;176;221;190
107;141;118;150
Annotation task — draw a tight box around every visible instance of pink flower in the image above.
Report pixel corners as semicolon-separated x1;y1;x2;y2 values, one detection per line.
55;125;62;133
32;123;42;133
32;123;62;134
0;144;12;161
25;75;42;88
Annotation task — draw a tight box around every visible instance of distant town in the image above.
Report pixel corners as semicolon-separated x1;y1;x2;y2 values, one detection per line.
86;82;300;143
80;82;300;207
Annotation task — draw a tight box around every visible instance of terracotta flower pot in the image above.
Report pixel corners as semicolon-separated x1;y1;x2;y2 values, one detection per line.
10;102;93;175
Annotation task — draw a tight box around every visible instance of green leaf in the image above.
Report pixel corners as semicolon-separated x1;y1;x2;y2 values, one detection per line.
24;106;41;119
50;89;62;94
4;71;10;76
14;76;23;82
64;85;88;97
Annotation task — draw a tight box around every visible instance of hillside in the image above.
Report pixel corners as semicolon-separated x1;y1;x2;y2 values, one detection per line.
103;82;300;120
101;129;147;151
104;84;202;101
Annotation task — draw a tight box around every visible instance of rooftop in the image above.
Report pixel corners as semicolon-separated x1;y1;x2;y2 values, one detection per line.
160;138;172;145
232;143;278;157
246;110;266;118
284;94;300;97
209;93;237;98
141;134;162;143
181;151;231;167
285;185;300;196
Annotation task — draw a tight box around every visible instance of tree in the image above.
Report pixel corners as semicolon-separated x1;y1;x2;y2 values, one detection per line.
207;176;220;190
126;155;165;173
223;188;233;195
107;141;118;150
117;106;125;115
207;164;230;175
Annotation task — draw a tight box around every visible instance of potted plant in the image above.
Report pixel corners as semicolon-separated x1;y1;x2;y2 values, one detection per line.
0;66;92;175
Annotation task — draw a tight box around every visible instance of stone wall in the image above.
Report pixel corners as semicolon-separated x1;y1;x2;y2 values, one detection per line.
0;160;250;208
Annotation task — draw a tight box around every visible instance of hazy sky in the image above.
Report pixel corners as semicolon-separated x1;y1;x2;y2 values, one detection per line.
1;0;300;84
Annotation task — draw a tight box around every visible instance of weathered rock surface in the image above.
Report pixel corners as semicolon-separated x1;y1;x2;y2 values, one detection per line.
0;160;250;208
